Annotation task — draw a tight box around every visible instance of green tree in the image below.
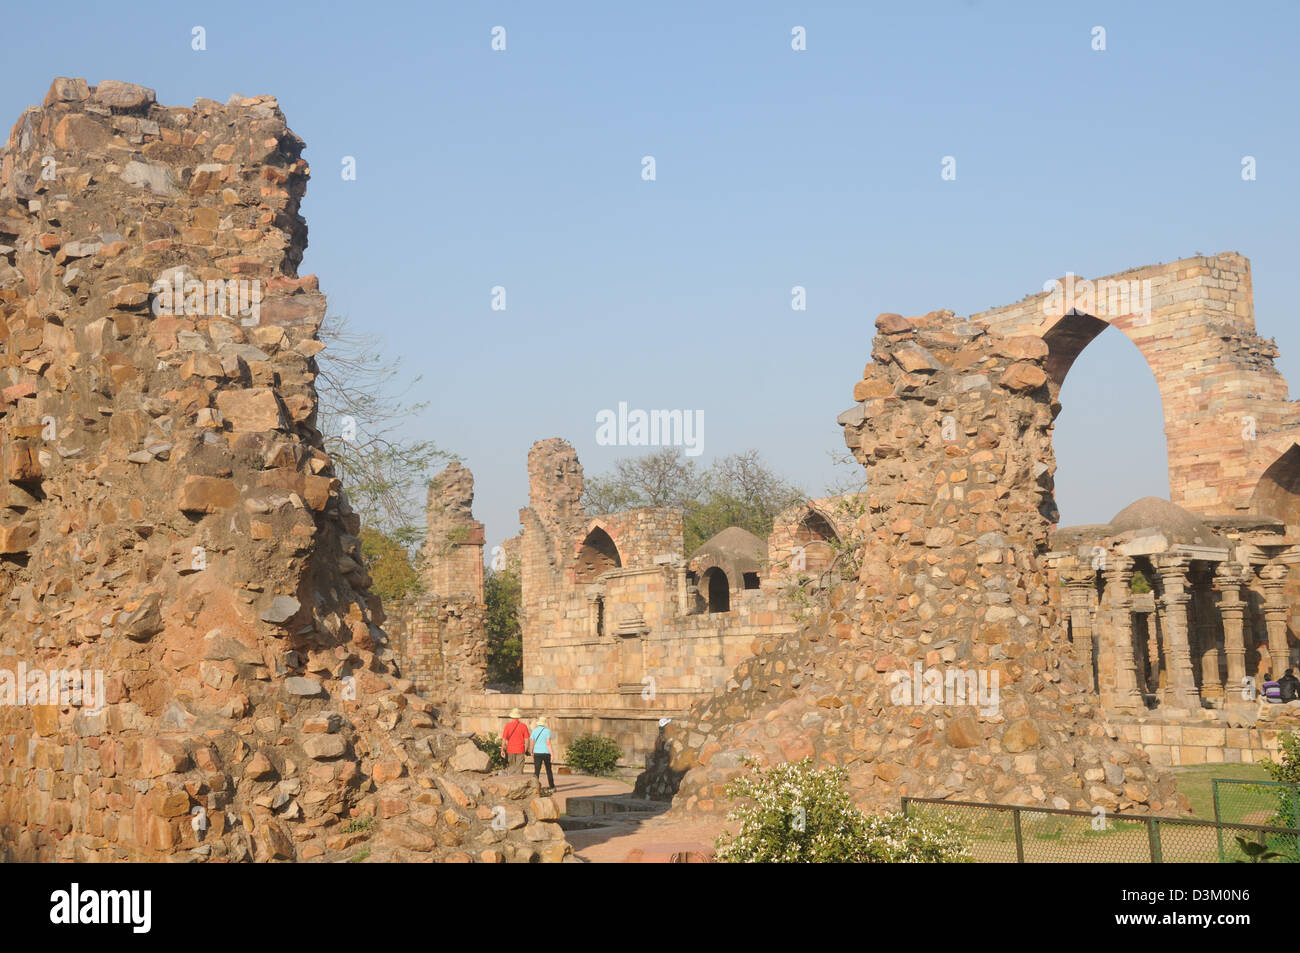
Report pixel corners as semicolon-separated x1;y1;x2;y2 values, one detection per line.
484;565;523;688
360;527;421;604
582;449;804;555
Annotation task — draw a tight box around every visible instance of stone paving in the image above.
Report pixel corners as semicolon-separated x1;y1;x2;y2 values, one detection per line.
552;773;720;862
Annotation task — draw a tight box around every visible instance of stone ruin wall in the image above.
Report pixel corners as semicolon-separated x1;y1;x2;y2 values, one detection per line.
456;437;816;767
391;462;488;707
979;254;1300;751
0;79;568;862
646;309;1188;816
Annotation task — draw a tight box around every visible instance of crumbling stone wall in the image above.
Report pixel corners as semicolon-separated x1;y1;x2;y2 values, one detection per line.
0;79;568;862
648;310;1185;816
420;461;484;600
389;462;489;704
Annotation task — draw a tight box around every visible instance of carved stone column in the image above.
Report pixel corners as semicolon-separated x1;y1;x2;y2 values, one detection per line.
1155;554;1202;711
1258;563;1293;679
1192;563;1223;701
1101;555;1142;712
1215;562;1249;700
1061;564;1097;691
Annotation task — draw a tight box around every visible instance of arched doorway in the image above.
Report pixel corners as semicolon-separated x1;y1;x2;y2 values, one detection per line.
701;567;730;613
574;526;621;583
793;510;839;573
1049;316;1170;525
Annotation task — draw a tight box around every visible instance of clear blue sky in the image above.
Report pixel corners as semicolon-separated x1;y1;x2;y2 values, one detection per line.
5;1;1297;551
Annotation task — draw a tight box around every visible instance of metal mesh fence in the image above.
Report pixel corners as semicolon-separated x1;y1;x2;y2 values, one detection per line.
1213;778;1300;827
902;797;1300;863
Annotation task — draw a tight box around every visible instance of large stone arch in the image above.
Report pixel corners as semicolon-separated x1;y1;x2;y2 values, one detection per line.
973;253;1300;516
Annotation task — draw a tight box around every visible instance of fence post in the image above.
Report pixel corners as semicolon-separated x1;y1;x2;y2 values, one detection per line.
1213;780;1225;862
901;798;910;818
1012;807;1025;863
1147;817;1162;863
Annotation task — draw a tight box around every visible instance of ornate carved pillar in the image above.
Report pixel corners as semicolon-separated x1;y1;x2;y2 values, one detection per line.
1101;555;1142;712
1215;562;1249;699
1192;563;1223;701
1258;563;1293;679
1061;564;1098;691
1155;554;1202;711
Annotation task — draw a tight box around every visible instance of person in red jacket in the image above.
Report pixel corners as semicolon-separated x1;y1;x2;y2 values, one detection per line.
501;708;530;774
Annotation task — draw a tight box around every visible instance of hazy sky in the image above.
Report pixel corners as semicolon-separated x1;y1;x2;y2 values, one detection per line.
5;1;1297;551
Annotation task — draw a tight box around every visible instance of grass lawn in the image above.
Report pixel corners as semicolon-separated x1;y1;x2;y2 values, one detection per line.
1170;762;1270;820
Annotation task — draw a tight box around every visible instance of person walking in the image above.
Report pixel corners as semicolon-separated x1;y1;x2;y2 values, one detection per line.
501;708;529;774
531;717;556;792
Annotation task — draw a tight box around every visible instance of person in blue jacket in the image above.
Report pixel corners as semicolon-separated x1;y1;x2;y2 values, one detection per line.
530;716;556;792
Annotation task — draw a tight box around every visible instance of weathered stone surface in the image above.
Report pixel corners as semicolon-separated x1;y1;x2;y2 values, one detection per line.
999;361;1048;392
284;677;321;697
92;80;156;111
260;595;301;625
120;159;178;197
302;735;347;761
215;388;285;432
177;476;239;513
449;741;490;773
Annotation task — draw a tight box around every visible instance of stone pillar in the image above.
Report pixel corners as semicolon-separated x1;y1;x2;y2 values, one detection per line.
1061;564;1097;690
1258;563;1293;679
1101;555;1142;713
1155;554;1202;712
1215;562;1249;700
1193;564;1223;701
676;565;691;615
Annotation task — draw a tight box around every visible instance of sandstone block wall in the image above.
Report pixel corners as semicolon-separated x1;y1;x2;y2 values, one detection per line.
392;598;487;704
0;79;567;862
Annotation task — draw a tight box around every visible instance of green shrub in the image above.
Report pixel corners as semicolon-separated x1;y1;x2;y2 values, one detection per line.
340;814;374;834
565;733;622;776
1259;730;1300;852
714;758;971;863
472;733;508;771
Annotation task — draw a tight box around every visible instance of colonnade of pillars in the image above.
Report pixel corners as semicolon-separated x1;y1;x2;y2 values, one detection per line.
1060;556;1293;714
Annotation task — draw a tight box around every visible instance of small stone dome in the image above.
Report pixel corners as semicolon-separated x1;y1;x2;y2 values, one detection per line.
1107;497;1223;547
689;526;766;577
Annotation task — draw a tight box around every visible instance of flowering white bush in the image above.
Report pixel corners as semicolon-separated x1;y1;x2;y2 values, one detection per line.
714;758;970;863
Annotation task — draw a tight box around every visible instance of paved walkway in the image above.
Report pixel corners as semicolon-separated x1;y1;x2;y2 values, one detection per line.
551;773;722;863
